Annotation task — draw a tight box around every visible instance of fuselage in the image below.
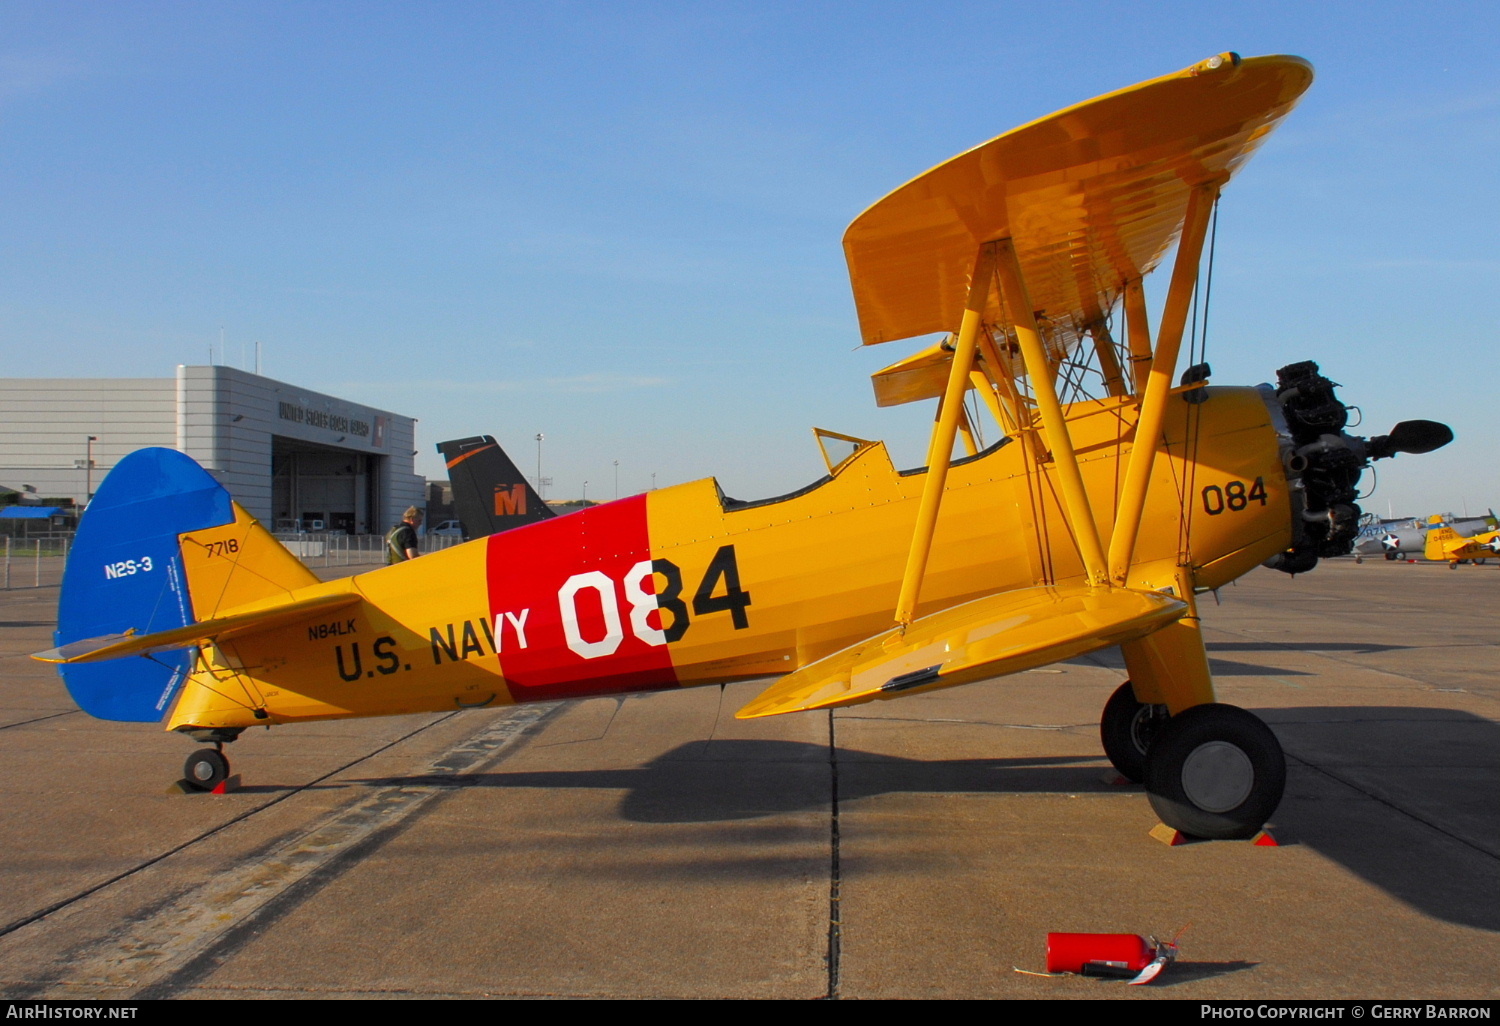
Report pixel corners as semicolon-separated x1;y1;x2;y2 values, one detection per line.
168;384;1292;731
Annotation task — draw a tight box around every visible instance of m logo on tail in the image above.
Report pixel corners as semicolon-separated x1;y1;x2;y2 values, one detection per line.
495;484;528;517
437;435;555;539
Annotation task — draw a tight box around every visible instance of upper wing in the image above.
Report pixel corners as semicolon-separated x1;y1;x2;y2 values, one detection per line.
843;53;1313;356
736;584;1186;719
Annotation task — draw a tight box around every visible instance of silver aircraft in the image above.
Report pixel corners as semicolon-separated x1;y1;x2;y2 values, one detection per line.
1353;510;1498;561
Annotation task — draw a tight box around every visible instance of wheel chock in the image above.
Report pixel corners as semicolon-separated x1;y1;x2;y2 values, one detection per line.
1149;823;1199;846
1150;823;1280;846
1101;770;1134;786
167;773;241;795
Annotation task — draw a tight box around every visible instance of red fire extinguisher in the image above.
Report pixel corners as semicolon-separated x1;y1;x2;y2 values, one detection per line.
1045;933;1178;984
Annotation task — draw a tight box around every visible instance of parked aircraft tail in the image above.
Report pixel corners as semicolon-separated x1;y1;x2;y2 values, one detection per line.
1424;525;1462;562
50;448;321;721
437;435;555;539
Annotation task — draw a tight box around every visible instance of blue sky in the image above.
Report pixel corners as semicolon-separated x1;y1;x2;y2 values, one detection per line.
2;1;1496;517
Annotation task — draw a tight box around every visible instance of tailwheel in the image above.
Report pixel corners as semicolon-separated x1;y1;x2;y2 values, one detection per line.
1143;704;1285;840
1100;681;1169;783
183;748;230;792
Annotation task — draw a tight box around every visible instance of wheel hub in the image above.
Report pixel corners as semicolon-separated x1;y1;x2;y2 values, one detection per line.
1130;705;1167;755
1180;741;1254;813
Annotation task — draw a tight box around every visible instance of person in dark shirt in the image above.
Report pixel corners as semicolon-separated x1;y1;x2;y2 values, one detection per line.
386;506;423;563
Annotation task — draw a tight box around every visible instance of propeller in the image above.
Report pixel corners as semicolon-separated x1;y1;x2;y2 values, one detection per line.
1365;420;1453;460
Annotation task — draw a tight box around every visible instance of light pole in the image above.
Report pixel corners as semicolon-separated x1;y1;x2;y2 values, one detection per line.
582;481;588;502
613;460;619;499
85;436;97;505
535;433;545;499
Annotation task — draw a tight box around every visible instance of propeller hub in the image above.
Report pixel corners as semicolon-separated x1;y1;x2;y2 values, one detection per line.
1260;361;1451;575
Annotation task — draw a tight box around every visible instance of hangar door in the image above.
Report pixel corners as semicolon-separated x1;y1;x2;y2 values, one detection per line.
270;438;381;534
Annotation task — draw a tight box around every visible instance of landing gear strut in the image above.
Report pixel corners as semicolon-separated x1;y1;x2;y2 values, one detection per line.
1143;704;1285;840
1100;681;1168;783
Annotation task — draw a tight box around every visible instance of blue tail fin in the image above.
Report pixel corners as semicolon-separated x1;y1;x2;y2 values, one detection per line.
56;448;234;721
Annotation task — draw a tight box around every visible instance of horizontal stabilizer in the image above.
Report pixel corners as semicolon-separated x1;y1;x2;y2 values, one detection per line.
736;586;1186;719
35;592;360;665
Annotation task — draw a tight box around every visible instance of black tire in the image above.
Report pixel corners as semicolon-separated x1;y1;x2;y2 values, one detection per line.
1384;551;1398;561
1100;681;1169;783
1143;704;1285;840
183;749;229;791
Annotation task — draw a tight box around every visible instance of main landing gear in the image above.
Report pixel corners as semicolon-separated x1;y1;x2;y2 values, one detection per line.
1101;682;1286;840
183;746;230;791
1100;682;1168;783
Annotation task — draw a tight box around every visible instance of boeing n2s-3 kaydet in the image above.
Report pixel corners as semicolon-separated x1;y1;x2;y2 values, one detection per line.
37;53;1453;840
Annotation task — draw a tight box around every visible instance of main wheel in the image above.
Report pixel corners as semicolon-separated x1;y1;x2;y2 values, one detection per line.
1384;551;1398;561
1143;704;1285;840
1100;681;1169;783
183;748;230;791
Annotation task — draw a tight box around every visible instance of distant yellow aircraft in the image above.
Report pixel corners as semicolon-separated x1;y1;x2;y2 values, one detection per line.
1425;524;1500;567
37;53;1453;839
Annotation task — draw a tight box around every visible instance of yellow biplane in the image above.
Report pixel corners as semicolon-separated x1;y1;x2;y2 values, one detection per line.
37;53;1453;839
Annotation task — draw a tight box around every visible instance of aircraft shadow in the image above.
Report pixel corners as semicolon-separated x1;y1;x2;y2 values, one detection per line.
369;704;1498;932
1206;658;1312;677
1076;651;1318;677
413;747;1102;822
1258;704;1500;933
1208;642;1412;654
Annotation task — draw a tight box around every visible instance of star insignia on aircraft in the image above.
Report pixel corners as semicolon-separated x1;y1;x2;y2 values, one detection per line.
1381;534;1400;551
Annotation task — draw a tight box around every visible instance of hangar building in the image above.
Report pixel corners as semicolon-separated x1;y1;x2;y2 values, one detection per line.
0;366;424;535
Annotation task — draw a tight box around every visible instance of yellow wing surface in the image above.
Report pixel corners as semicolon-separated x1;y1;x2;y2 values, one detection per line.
34;592;361;664
844;53;1313;357
736;585;1186;718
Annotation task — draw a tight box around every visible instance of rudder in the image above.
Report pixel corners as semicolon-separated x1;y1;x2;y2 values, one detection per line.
56;448;320;725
